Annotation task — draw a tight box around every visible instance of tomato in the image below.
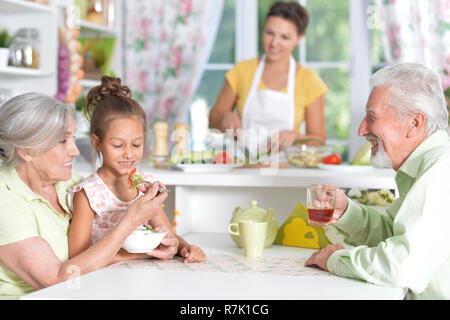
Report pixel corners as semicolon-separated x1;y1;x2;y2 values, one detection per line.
128;168;137;188
323;153;342;165
213;152;233;164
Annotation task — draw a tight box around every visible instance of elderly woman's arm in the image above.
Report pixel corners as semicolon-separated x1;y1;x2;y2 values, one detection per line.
0;184;177;290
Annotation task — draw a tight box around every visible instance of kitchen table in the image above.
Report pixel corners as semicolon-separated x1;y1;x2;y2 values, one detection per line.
22;233;406;300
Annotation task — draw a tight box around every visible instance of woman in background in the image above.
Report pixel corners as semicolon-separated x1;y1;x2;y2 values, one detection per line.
209;1;328;153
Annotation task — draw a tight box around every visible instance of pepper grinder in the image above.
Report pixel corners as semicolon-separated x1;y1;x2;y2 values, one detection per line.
172;122;190;156
152;121;168;162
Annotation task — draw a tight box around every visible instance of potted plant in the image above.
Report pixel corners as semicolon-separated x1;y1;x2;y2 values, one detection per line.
0;29;14;69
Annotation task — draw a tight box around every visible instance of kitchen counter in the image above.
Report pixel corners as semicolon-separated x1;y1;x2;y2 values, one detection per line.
73;157;396;189
22;233;406;300
73;157;396;236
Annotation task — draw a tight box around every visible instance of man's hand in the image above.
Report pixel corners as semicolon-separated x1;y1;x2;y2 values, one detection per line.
333;188;349;222
305;244;345;271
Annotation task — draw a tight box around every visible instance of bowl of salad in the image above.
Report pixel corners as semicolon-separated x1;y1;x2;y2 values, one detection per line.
122;225;168;253
284;145;332;168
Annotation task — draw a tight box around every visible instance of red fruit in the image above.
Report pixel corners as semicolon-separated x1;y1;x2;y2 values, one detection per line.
128;168;137;188
323;153;342;165
213;152;233;164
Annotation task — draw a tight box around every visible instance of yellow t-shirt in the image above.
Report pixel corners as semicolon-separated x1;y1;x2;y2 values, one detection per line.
225;57;328;132
0;165;82;299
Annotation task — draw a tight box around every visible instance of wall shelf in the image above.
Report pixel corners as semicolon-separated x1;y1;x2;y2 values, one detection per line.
0;66;53;77
0;0;57;96
78;20;117;37
0;0;122;98
0;0;55;14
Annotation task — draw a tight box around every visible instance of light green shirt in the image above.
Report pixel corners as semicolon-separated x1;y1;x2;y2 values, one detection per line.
0;165;82;299
327;130;450;300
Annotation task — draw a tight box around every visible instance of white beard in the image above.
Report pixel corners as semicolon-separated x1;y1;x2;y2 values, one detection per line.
366;135;393;169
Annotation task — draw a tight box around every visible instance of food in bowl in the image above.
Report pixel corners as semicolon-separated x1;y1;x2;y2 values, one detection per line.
284;145;332;168
122;225;168;253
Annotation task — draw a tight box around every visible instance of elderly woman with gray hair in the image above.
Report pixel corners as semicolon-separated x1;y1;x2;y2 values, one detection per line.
0;93;178;299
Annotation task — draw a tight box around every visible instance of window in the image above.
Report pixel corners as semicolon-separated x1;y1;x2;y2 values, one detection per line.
190;0;385;161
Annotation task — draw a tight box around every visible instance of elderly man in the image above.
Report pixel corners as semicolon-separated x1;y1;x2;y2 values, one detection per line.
305;63;450;300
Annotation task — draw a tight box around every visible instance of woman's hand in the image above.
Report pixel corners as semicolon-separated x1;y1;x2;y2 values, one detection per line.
219;112;242;132
180;245;206;263
268;130;299;153
148;227;179;260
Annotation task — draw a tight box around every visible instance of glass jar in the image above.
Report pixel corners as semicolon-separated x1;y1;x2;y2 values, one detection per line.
85;0;113;26
8;28;40;69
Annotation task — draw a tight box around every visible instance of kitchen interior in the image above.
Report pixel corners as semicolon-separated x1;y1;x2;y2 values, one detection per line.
0;0;448;301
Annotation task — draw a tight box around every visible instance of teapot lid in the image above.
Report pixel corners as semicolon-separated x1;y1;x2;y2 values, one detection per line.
244;200;266;215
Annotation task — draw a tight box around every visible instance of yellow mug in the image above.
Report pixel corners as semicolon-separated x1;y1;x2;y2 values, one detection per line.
228;221;268;258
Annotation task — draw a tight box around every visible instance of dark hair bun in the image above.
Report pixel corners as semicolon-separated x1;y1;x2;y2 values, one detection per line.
85;76;132;118
97;75;131;99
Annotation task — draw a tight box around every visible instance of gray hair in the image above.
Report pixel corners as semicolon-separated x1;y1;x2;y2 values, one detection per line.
0;92;76;166
370;63;448;136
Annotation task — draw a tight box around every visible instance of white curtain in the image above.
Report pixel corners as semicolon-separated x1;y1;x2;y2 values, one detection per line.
376;0;449;72
123;0;224;130
375;0;450;129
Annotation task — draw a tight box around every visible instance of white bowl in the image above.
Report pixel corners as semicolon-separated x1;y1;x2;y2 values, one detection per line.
122;228;168;253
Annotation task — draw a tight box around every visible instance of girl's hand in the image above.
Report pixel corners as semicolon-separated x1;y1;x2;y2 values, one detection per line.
126;183;168;226
180;245;206;263
137;180;167;196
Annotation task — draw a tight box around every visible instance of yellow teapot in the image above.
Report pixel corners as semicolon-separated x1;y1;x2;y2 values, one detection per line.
230;200;278;248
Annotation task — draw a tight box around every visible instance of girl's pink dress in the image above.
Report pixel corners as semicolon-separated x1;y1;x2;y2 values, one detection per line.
68;170;155;245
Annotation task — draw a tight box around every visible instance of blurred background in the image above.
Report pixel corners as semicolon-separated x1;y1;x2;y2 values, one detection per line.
0;0;448;162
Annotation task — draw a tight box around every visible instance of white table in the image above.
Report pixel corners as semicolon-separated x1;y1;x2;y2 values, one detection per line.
22;233;406;300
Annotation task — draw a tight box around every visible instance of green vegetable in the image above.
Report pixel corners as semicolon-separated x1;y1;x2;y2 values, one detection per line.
351;141;372;165
293;138;325;146
128;171;145;189
143;224;154;231
169;151;216;164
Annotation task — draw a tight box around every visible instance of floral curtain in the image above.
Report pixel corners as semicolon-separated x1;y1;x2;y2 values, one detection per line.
376;0;450;127
123;0;222;130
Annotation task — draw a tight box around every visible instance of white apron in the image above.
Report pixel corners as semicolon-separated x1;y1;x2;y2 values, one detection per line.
240;54;296;158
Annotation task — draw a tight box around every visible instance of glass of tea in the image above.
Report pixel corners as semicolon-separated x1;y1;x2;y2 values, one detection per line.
306;184;337;226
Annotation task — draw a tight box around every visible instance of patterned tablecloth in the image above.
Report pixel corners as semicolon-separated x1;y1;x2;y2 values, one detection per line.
113;254;331;277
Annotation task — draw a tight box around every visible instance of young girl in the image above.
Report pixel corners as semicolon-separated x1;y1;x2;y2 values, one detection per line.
68;76;205;264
